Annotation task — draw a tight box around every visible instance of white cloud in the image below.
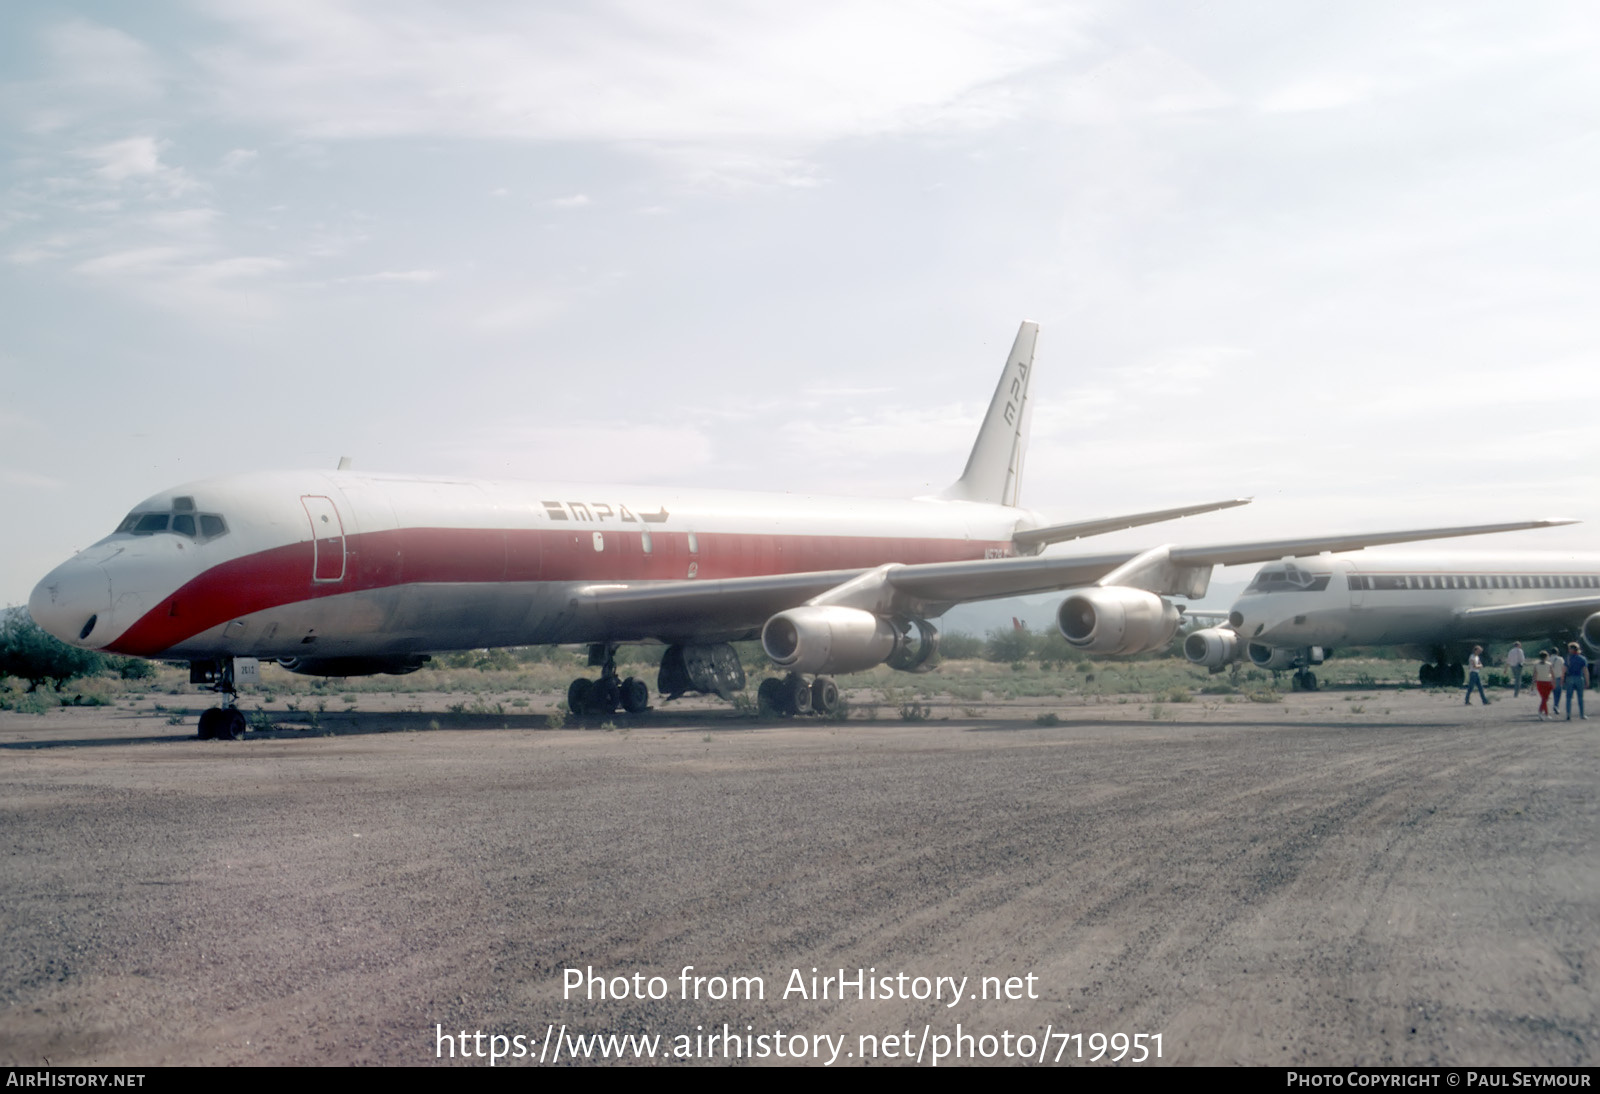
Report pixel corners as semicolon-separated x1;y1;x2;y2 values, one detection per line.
6;19;165;133
336;269;441;284
80;136;198;196
434;423;716;483
220;148;259;171
74;246;288;320
197;0;1090;151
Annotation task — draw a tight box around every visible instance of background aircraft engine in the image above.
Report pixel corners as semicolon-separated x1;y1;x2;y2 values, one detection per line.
278;655;430;677
1184;627;1239;669
1582;613;1600;653
1056;588;1181;656
761;606;900;676
1246;643;1297;671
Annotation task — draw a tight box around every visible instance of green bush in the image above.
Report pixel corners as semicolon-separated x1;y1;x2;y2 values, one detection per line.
0;610;103;692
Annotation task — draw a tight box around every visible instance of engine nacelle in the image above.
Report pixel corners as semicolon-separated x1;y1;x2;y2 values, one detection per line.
762;606;907;676
1583;613;1600;653
278;655;430;677
1246;643;1297;671
1056;587;1181;656
1184;627;1239;669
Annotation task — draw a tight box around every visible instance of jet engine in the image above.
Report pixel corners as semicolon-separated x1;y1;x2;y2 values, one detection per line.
1184;627;1239;670
1246;643;1297;671
1583;613;1600;653
278;655;430;677
1056;587;1181;656
761;607;938;676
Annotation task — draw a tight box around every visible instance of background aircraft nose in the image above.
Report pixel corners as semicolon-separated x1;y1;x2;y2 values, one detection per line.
29;560;113;647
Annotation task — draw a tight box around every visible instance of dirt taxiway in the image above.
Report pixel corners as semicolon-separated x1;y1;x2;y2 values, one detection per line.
1;687;1595;1066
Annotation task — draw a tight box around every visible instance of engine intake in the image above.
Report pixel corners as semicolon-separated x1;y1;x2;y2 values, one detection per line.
1183;627;1239;669
1056;587;1180;656
1583;612;1600;653
1246;643;1296;671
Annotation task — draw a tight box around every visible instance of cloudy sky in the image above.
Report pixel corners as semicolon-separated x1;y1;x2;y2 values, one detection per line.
4;1;1598;608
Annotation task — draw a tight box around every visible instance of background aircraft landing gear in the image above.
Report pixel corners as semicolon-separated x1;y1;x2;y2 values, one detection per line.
1291;668;1318;692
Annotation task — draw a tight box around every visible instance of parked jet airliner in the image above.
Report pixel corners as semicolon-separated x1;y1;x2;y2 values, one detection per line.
1184;549;1600;689
29;323;1570;737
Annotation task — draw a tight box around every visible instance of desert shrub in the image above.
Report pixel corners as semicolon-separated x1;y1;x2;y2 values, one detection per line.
0;611;103;692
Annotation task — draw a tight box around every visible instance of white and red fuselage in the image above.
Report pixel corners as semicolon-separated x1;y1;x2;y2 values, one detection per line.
29;470;1031;663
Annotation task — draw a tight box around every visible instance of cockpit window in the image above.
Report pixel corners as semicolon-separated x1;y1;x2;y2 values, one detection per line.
1245;563;1330;594
115;505;229;542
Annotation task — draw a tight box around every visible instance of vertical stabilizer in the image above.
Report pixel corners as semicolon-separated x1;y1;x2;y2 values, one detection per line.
940;321;1039;508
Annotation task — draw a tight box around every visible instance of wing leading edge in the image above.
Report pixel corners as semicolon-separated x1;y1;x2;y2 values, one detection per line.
573;519;1575;643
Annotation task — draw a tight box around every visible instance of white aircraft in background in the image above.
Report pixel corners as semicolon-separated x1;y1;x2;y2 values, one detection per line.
1184;549;1597;690
29;322;1568;737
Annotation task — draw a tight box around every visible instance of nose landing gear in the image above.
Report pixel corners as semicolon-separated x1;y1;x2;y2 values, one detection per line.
191;658;248;740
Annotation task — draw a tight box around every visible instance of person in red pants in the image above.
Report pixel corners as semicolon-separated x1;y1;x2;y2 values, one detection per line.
1533;650;1555;720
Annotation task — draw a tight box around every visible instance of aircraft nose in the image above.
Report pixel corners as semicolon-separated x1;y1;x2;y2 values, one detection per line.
29;559;113;647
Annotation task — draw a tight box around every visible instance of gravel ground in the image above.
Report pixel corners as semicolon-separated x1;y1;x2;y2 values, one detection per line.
1;687;1595;1067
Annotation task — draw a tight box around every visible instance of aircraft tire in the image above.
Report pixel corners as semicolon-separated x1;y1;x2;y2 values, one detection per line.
1449;663;1465;687
783;674;813;717
757;677;786;716
620;677;649;713
1303;671;1317;692
1419;664;1436;686
221;708;246;740
197;708;221;740
567;678;593;715
811;676;841;716
591;676;621;714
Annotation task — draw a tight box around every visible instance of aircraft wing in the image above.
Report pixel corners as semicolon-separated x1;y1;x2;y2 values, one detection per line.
574;519;1573;642
1163;520;1577;567
1455;595;1600;630
1011;498;1251;549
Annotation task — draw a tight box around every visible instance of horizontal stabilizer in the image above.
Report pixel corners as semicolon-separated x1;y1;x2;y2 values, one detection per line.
1013;498;1251;549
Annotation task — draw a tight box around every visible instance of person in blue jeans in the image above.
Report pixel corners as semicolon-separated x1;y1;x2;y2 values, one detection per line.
1464;646;1489;705
1564;642;1588;720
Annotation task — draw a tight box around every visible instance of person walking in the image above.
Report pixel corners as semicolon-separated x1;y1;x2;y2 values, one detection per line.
1564;642;1588;720
1464;645;1490;705
1533;651;1554;719
1551;646;1566;703
1506;641;1526;698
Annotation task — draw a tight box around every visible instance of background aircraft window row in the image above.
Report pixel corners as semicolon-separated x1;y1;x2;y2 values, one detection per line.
1348;574;1600;591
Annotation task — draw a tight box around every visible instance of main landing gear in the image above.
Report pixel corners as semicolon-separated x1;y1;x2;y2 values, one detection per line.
567;645;650;716
758;673;843;718
191;657;247;740
1418;662;1465;687
1290;668;1318;691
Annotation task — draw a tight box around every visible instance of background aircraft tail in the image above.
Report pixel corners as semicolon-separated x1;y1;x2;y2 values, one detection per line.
940;321;1039;508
